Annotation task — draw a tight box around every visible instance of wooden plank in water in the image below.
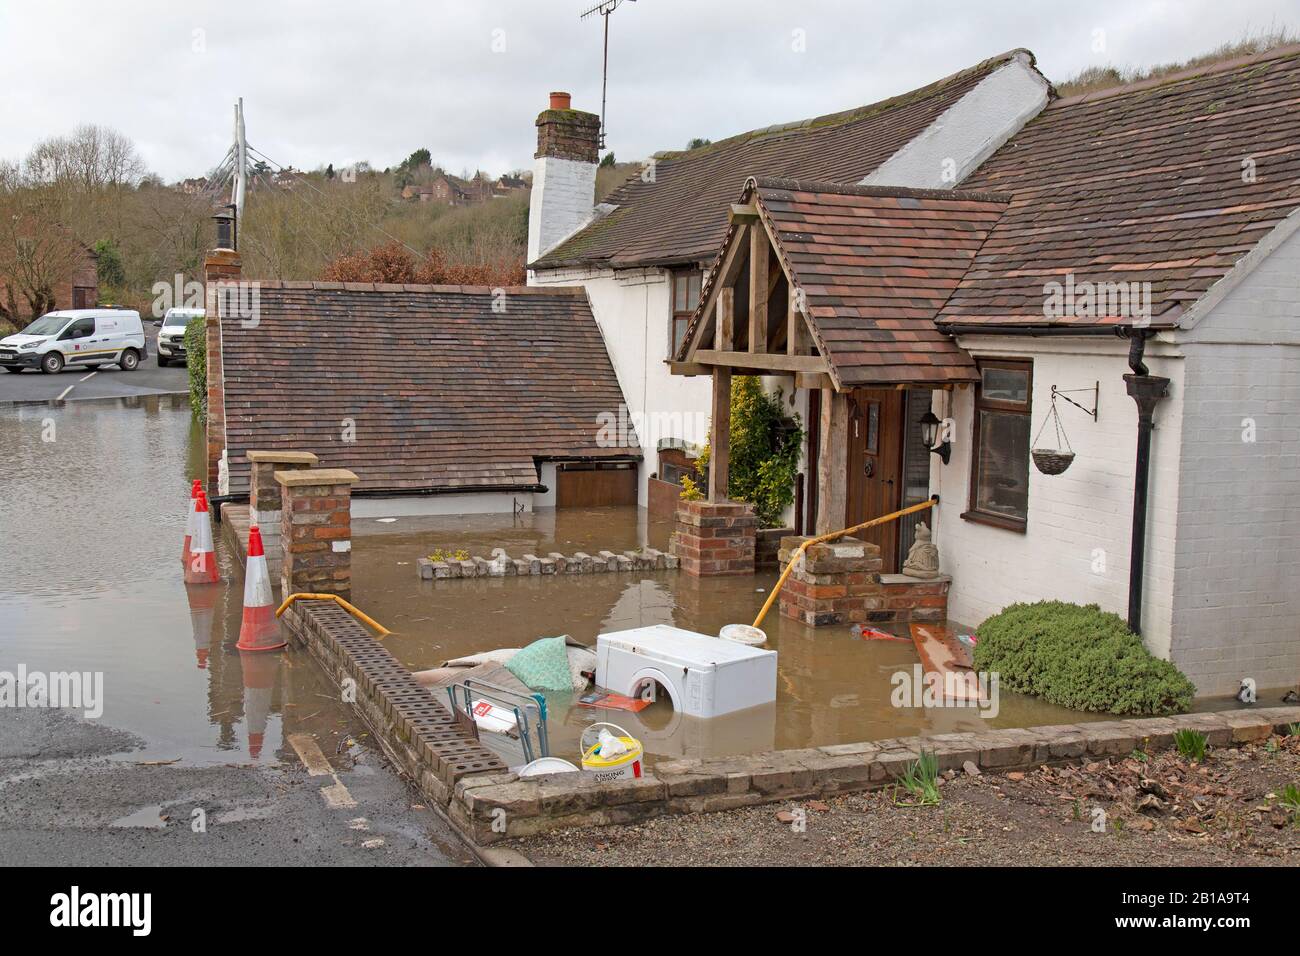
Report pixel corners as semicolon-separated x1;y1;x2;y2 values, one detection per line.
909;623;981;703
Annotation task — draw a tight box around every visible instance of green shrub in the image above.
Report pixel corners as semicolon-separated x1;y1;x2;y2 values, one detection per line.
972;600;1195;716
183;315;206;418
692;376;802;527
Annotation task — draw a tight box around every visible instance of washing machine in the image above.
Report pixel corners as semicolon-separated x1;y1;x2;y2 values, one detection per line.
595;625;777;719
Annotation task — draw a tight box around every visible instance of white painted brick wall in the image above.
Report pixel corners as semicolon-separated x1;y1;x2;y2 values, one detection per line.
932;338;1184;660
1171;222;1300;696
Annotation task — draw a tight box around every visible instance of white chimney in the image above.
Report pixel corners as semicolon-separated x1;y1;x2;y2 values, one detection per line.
527;92;601;265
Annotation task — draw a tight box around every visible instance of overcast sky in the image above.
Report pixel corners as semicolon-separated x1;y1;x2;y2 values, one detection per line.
2;0;1297;181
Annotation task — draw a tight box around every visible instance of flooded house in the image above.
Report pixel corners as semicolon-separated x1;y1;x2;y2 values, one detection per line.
204;277;640;517
525;46;1300;696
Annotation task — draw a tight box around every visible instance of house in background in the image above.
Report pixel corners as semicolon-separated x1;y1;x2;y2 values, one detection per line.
526;45;1300;696
203;268;640;518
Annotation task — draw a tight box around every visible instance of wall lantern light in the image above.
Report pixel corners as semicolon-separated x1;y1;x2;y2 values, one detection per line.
919;410;951;465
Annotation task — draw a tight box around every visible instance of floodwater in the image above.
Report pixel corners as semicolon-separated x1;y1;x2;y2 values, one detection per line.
0;395;361;765
1;397;1254;770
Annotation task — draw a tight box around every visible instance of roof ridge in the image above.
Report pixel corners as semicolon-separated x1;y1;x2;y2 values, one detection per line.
653;49;1034;161
749;176;1011;205
258;280;584;296
1052;42;1300;108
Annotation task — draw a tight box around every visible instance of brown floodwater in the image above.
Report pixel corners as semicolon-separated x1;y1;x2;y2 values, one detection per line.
0;396;1264;771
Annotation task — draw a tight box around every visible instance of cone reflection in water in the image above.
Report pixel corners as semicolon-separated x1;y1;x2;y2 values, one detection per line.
184;490;220;585
237;524;285;652
181;478;201;568
240;651;277;760
184;581;218;669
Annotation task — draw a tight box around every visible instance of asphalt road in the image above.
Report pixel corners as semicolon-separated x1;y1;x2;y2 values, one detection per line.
0;707;477;867
0;357;190;404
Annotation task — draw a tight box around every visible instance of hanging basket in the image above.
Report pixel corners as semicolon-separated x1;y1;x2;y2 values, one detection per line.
1031;395;1076;476
1032;449;1075;475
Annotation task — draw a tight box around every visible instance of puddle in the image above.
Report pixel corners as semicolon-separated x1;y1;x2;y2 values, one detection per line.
111;804;168;829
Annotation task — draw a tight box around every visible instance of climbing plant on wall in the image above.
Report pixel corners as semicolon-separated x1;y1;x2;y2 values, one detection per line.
683;376;803;528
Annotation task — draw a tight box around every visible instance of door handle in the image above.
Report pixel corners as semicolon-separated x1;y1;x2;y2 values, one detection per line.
863;460;874;478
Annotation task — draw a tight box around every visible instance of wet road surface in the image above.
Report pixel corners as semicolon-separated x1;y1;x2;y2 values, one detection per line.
0;359;188;404
0;395;472;865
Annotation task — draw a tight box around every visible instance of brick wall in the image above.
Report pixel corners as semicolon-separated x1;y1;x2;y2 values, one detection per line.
276;468;358;599
671;499;757;576
204;249;241;492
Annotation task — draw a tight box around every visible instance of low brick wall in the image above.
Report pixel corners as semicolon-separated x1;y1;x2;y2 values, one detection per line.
879;574;951;625
756;527;793;570
449;706;1300;844
280;599;507;807
417;547;678;581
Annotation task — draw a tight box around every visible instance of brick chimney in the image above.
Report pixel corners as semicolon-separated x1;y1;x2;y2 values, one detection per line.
527;92;601;266
203;214;241;494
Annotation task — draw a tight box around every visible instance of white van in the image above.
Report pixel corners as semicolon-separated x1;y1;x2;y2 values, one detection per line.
155;307;203;367
0;309;147;374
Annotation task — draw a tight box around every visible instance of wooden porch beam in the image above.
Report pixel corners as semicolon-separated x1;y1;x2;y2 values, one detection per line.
816;388;849;534
715;287;734;351
694;349;828;373
729;203;759;225
708;369;731;502
749;225;768;354
668;362;711;376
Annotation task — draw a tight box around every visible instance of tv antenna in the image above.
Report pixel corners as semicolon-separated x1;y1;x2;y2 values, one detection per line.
579;0;636;150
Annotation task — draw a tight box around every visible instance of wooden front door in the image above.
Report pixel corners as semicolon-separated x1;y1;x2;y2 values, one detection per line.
845;389;904;571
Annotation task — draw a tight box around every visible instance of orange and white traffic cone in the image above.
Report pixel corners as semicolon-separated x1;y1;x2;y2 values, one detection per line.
184;490;220;585
181;479;201;569
237;524;285;652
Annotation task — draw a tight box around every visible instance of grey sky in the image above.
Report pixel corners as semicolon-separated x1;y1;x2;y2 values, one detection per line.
2;0;1297;181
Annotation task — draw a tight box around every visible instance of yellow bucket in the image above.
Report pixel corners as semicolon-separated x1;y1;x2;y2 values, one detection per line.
580;722;644;782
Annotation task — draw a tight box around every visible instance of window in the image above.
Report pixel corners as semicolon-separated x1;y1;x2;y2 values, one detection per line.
670;268;702;357
965;359;1032;531
60;318;95;340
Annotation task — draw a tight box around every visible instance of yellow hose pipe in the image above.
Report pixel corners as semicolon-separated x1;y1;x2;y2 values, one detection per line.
276;592;392;638
752;495;939;630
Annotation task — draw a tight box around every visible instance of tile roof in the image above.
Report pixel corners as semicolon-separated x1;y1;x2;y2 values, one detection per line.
940;44;1300;329
221;283;639;495
679;179;1005;387
533;50;1028;272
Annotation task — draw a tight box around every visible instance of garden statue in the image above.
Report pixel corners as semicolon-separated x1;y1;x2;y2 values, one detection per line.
902;522;941;579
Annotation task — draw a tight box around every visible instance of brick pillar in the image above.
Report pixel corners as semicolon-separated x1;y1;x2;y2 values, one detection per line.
777;535;884;627
670;499;757;577
246;450;318;561
203;249;241;493
276;468;359;600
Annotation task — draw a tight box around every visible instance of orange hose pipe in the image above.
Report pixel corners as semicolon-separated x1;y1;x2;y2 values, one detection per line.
751;495;939;630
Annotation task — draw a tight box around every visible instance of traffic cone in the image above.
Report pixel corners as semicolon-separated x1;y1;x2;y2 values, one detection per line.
240;651;277;760
181;479;201;569
237;524;285;652
184;490;220;585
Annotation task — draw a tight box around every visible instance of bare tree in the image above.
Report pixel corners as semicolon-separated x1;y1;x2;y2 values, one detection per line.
0;189;84;326
24;124;146;190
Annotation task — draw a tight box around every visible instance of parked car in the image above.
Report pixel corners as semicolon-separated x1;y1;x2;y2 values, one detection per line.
155;307;203;367
0;309;147;374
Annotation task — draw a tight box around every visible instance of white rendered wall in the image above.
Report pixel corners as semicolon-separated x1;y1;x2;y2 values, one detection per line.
351;492;535;519
861;53;1050;190
930;336;1184;662
531;265;712;505
527;156;599;263
1169;221;1300;696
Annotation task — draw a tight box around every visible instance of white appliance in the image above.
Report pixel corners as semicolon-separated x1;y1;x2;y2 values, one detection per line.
595;625;778;719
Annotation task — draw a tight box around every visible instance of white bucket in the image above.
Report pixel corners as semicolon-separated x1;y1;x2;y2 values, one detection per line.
518;757;580;778
720;623;767;646
579;722;644;782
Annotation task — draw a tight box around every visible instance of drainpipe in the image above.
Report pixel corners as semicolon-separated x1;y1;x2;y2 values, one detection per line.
1120;328;1169;635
